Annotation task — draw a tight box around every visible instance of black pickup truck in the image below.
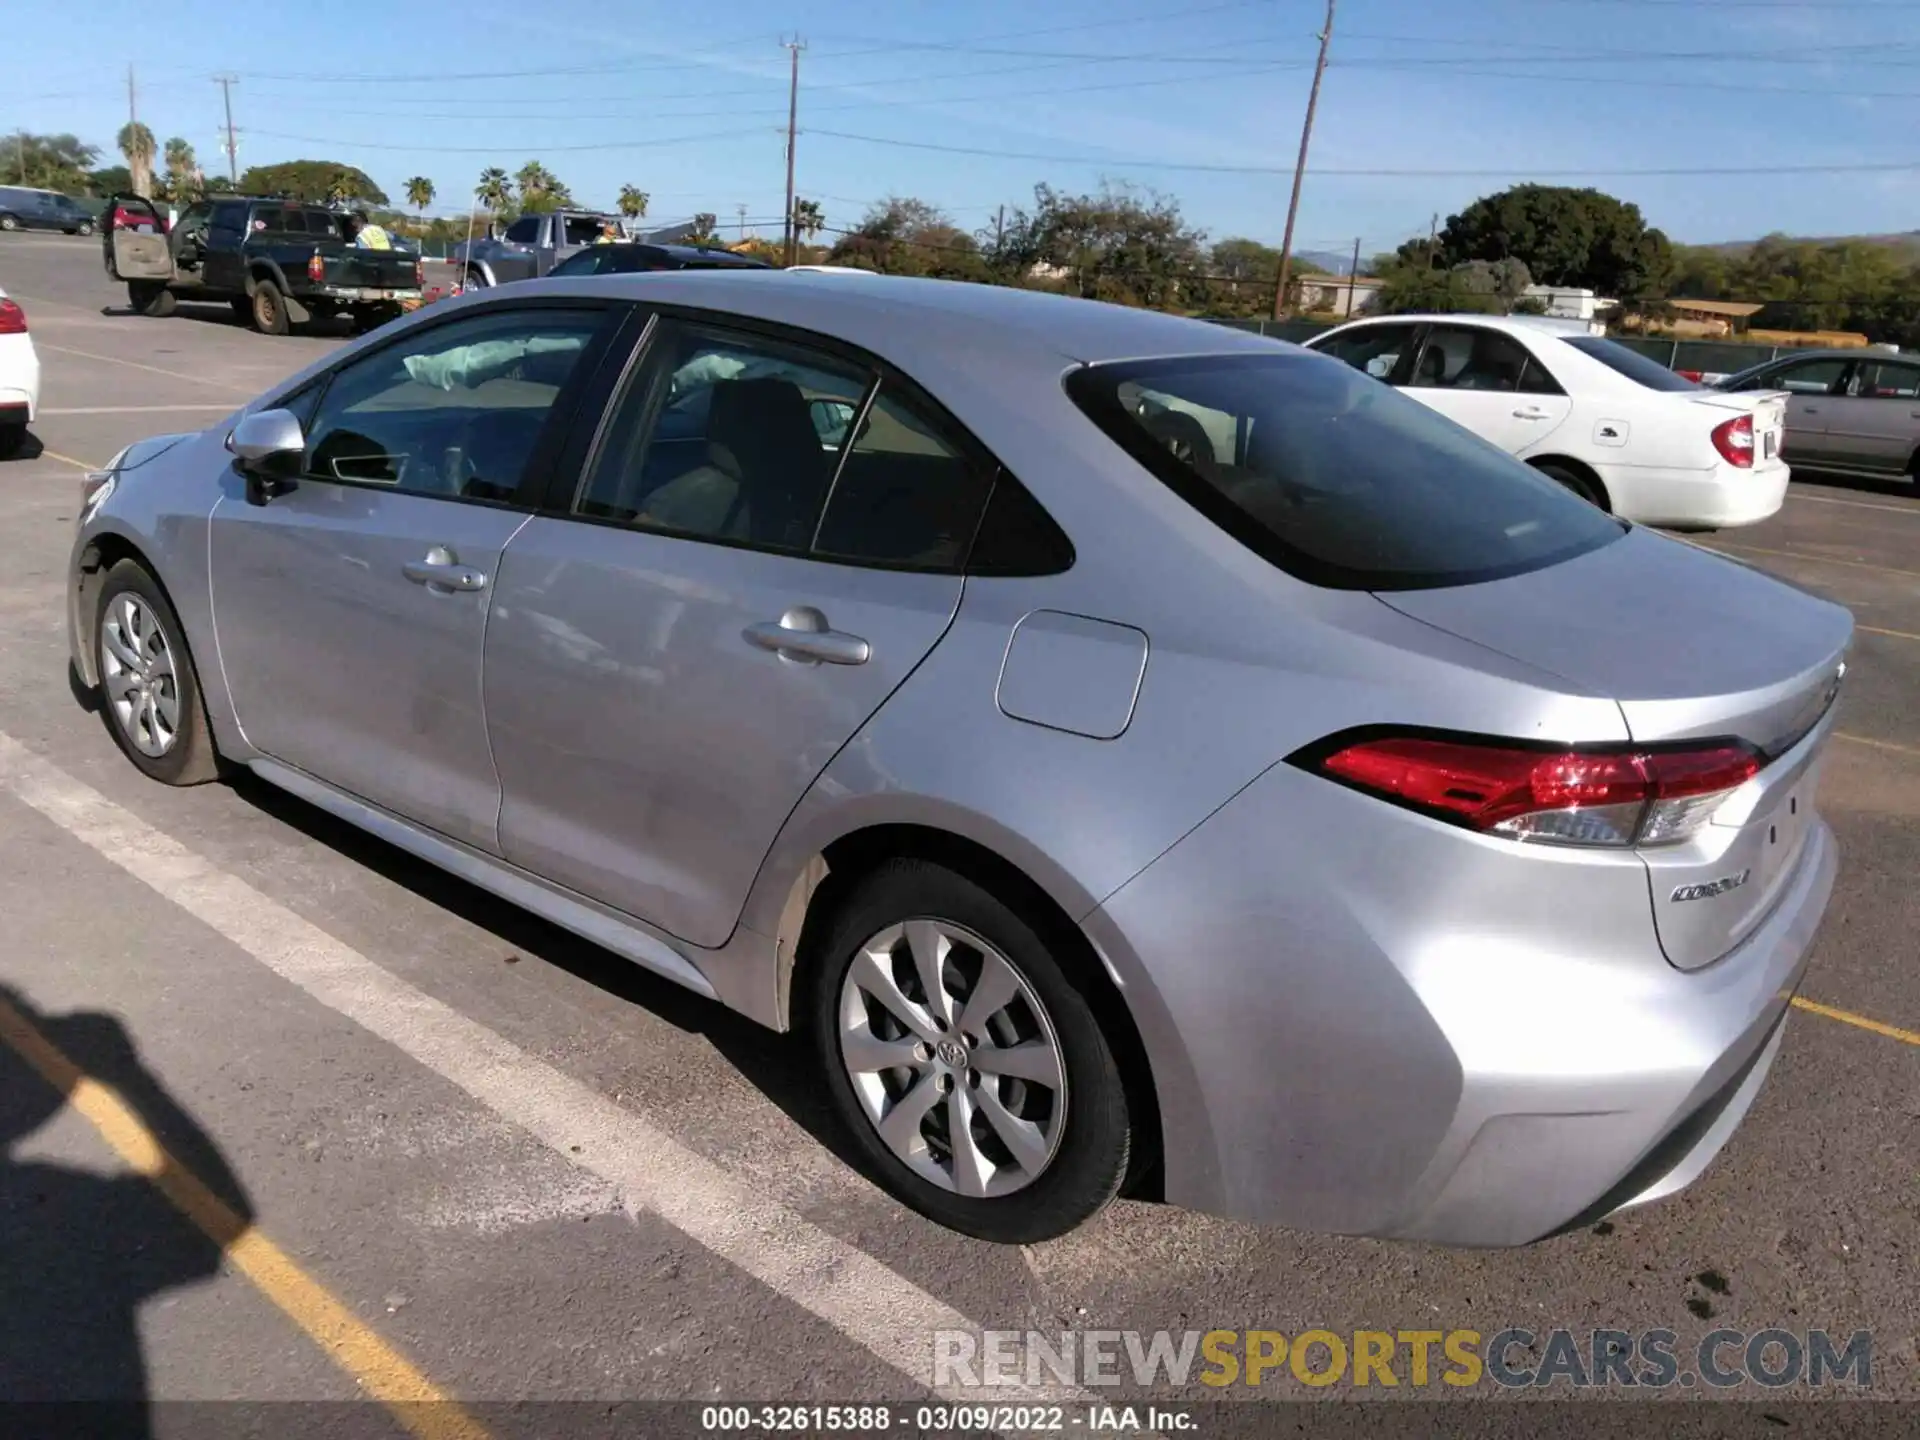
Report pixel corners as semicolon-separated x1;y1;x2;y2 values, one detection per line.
104;194;422;335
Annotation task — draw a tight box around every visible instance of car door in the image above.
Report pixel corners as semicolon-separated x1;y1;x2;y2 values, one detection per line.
1820;357;1920;475
1401;324;1574;454
105;195;175;282
1754;355;1852;467
483;313;994;947
209;300;623;851
492;215;543;282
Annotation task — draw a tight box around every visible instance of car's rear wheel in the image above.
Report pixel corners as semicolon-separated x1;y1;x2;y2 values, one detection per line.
464;266;489;290
251;280;290;336
0;424;25;460
808;859;1132;1243
92;560;221;786
1535;460;1609;511
128;282;176;318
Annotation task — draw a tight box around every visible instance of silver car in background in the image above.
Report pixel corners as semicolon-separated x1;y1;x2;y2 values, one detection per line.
69;273;1849;1245
1717;346;1920;485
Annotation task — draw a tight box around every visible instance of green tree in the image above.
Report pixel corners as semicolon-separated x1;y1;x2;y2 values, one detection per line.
792;197;824;245
405;176;435;219
513;161;570;213
825;196;984;280
687;211;720;245
1435;184;1674;300
618;184;650;220
6;133;98;194
239;160;387;205
88;164;132;196
985;182;1206;308
474;167;513;213
117;122;156;200
161;137;201;203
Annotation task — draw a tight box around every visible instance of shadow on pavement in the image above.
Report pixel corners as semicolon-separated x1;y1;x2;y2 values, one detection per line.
0;984;253;1434
226;770;877;1186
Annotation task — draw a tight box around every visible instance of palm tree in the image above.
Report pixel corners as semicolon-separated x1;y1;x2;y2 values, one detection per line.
514;160;554;209
162;137;200;203
474;167;512;215
792;198;824;245
405;176;435;219
618;185;649;221
116;121;156;200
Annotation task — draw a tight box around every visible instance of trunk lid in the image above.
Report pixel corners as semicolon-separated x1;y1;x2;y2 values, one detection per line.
1689;388;1788;470
1377;527;1852;969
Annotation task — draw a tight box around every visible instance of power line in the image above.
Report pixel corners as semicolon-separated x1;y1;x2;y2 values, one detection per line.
244;126;774;154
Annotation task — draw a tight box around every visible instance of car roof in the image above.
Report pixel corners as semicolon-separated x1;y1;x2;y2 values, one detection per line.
1333;312;1598;338
527;270;1288;365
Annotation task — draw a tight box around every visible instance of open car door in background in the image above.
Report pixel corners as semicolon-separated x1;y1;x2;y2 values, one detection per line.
104;195;175;282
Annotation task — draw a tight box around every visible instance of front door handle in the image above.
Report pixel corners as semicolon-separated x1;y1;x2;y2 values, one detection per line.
403;546;488;593
744;606;870;666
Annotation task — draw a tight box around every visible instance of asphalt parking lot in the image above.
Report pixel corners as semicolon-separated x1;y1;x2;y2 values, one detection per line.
1;230;1916;1432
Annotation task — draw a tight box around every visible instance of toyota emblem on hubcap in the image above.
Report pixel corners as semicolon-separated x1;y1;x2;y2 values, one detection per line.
935;1038;968;1068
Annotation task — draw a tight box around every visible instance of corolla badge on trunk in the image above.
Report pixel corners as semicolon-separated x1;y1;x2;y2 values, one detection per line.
1672;870;1752;903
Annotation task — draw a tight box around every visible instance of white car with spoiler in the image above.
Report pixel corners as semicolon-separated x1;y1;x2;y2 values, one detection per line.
1305;314;1789;530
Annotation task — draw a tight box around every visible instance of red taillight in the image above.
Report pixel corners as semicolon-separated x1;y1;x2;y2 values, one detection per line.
308;250;325;283
1308;733;1763;847
1711;412;1754;469
0;298;26;335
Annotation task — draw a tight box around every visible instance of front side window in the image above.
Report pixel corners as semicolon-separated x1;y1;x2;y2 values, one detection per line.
577;321;873;551
1313;323;1420;383
563;215;606;246
302;307;607;501
1409;326;1563;395
1770;358;1849;395
1067;352;1624;591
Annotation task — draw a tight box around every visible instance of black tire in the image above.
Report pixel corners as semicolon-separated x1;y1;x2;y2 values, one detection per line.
250;279;291;336
230;296;252;325
1535;460;1607;511
76;220;94;237
0;214;19;233
91;559;222;786
128;282;177;318
464;266;489;290
807;858;1132;1243
0;424;25;461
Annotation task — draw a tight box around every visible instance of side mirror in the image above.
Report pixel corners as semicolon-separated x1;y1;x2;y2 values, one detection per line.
226;408;304;505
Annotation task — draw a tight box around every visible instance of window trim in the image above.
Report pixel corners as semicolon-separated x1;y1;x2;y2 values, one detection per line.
1768;357;1852;397
258;295;633;513
542;300;1043;577
1312;321;1429;387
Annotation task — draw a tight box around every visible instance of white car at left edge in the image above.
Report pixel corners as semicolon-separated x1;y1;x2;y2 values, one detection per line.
0;284;41;460
1304;313;1789;530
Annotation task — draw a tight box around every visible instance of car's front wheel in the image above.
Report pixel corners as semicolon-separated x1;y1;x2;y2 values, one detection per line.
76;220;94;236
0;214;19;233
809;859;1132;1243
93;559;222;786
463;266;489;290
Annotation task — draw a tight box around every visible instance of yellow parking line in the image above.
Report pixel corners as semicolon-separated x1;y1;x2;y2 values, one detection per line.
1838;731;1920;759
1708;541;1920;581
1787;492;1920;517
1857;624;1920;642
1793;997;1920;1049
0;993;488;1440
35;449;96;472
36;343;256;393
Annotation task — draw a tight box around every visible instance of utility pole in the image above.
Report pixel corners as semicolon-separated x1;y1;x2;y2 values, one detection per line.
16;132;25;186
215;75;240;184
737;202;748;240
1271;0;1336;320
1346;234;1362;316
1428;212;1438;267
781;36;805;267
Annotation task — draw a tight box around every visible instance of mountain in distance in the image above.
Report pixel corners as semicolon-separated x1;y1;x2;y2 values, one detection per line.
1297;248;1358;274
1692;229;1920;257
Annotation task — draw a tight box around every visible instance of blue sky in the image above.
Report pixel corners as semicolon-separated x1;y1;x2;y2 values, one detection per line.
11;0;1920;257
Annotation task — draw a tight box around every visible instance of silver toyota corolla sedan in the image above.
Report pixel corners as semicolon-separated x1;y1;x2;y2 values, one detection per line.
69;272;1849;1246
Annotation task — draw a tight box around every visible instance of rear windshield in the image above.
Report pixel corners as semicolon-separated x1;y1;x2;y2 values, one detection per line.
1562;337;1701;392
1066;352;1624;591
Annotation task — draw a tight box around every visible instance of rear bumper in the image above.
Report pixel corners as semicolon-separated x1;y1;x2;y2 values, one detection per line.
1085;755;1838;1247
1600;459;1789;529
312;286;422;303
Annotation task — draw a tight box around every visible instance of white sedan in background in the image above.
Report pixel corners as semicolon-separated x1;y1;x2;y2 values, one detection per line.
0;284;41;460
1305;314;1788;530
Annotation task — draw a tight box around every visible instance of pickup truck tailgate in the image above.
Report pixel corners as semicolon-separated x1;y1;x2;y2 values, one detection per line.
325;251;420;290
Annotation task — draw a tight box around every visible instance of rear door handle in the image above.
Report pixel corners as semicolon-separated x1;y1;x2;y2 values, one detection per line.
744;606;870;666
1512;407;1551;420
403;546;488;593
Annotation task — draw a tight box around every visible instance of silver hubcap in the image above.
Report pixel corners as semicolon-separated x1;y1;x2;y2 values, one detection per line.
839;919;1067;1199
100;594;181;758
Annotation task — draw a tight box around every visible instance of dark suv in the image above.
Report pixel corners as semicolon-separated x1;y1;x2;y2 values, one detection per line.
0;187;97;236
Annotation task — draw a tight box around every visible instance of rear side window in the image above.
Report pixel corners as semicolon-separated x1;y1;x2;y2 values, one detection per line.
1066;353;1624;591
1562;337;1701;392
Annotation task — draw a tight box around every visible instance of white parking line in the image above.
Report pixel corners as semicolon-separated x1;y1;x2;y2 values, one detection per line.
0;729;1080;1407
